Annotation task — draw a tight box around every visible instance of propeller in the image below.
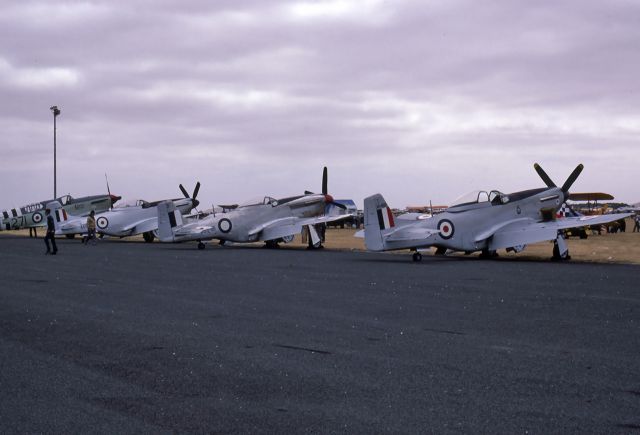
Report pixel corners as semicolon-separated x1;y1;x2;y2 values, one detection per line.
179;182;201;209
320;166;346;210
561;164;584;193
105;173;121;209
533;163;584;194
533;163;556;188
322;166;328;195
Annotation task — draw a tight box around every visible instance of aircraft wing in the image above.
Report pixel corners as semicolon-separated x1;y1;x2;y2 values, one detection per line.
486;213;632;250
251;214;353;241
120;217;158;235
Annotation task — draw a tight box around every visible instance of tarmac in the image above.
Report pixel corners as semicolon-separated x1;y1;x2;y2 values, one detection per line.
1;234;639;433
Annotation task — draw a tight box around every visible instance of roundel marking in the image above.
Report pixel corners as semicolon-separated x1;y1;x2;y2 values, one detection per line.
97;216;109;229
218;218;232;233
32;212;43;223
438;219;455;239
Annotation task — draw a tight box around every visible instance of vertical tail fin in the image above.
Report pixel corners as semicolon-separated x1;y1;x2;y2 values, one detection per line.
363;193;395;251
157;201;183;242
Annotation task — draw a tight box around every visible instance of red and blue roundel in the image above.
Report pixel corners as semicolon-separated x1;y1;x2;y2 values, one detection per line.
32;212;43;223
97;216;109;229
438;219;454;239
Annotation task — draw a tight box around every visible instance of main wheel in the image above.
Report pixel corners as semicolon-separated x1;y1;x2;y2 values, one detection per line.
412;252;422;262
197;241;206;250
65;234;75;239
142;231;155;243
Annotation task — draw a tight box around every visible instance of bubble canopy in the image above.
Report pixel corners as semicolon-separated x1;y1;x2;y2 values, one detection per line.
449;190;509;207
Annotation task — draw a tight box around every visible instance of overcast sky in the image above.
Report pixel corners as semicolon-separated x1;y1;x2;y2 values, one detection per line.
1;0;639;210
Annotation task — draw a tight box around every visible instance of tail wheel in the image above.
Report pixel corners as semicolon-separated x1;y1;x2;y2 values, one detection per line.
65;234;75;239
197;241;206;250
142;231;155;243
412;252;422;262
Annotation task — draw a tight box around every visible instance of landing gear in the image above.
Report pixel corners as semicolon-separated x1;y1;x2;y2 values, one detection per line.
307;241;323;250
142;231;155;243
219;240;226;246
552;233;571;261
264;240;280;249
412;252;422;262
434;247;447;256
197;241;206;250
479;249;498;259
65;234;75;239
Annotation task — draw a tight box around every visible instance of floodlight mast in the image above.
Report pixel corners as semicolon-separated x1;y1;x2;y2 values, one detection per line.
50;105;61;198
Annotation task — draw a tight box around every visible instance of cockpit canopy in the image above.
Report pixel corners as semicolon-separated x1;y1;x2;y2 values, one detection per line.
238;196;278;208
114;199;149;209
56;194;74;205
449;190;510;207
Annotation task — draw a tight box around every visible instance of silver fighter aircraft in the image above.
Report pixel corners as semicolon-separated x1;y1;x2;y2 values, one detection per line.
157;168;352;249
53;183;201;242
360;163;632;261
1;193;120;232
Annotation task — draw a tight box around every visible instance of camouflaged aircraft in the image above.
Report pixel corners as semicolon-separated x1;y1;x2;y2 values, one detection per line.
52;183;201;242
1;193;120;233
360;163;632;261
156;168;352;249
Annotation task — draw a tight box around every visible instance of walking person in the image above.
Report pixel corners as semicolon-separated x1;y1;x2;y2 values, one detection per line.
43;209;58;255
83;210;96;244
634;214;640;233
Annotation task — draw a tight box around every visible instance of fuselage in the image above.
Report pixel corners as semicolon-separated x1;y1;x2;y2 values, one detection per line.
382;187;565;252
57;198;193;237
171;194;329;243
2;194;118;230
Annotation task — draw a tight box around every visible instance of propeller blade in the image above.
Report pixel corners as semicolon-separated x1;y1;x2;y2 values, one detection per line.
330;201;347;210
322;166;328;195
105;173;113;210
105;173;112;196
192;182;201;200
533;163;556;188
179;184;190;199
561;163;584;193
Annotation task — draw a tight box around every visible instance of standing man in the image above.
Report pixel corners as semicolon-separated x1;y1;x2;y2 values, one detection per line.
44;208;58;255
83;210;96;244
634;214;640;233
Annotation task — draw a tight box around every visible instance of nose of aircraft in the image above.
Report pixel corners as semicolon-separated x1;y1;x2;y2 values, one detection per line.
324;194;334;203
110;194;122;205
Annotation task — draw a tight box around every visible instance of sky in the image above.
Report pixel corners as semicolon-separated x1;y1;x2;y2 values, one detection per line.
1;0;639;210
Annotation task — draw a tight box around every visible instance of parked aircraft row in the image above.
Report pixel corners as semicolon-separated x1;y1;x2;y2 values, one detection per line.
2;164;633;261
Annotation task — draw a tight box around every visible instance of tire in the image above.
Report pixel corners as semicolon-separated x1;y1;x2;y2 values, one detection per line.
65;234;75;239
142;231;155;243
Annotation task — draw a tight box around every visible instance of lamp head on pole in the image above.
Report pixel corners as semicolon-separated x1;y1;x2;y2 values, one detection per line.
50;105;61;116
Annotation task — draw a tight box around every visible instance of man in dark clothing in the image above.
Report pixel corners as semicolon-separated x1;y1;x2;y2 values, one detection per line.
44;208;58;255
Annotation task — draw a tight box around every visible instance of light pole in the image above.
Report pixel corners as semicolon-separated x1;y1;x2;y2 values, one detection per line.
50;105;61;198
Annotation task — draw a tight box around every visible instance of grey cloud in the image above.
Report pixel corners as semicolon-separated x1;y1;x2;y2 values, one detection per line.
1;0;639;209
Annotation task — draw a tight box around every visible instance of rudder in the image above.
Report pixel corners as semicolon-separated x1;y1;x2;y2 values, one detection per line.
363;193;395;251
